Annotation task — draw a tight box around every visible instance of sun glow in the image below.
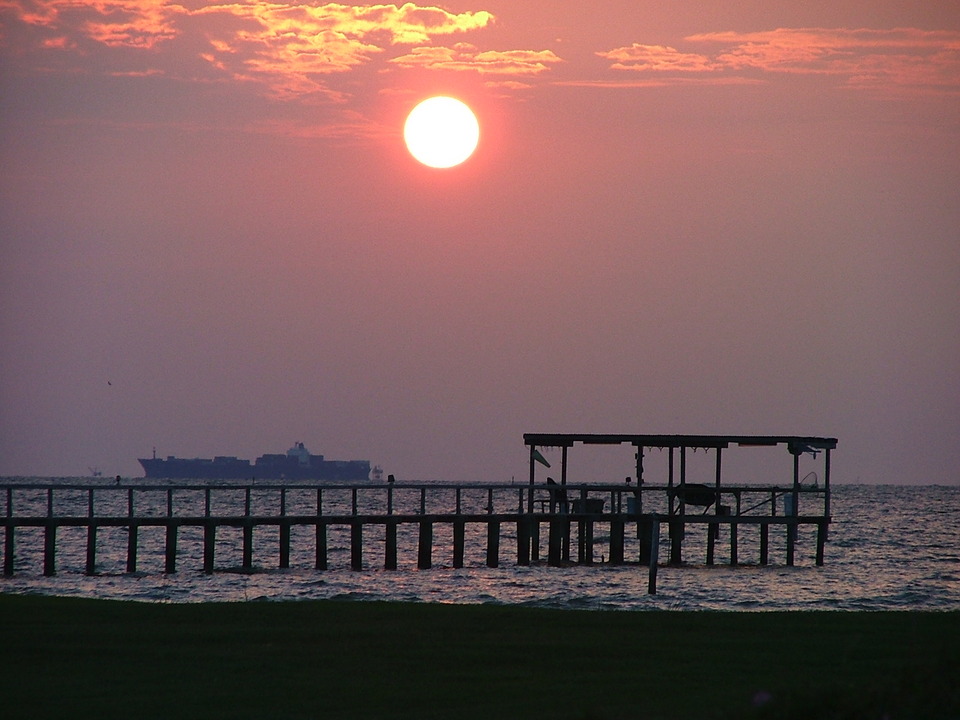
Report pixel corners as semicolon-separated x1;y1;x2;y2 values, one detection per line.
403;96;480;168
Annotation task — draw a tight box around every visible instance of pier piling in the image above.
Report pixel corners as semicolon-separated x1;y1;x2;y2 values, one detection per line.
486;520;500;568
417;521;432;570
351;522;363;570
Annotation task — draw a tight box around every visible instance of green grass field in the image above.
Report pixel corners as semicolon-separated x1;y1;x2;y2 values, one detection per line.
1;594;957;719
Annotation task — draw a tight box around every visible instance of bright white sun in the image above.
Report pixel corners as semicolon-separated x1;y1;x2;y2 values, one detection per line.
404;96;480;169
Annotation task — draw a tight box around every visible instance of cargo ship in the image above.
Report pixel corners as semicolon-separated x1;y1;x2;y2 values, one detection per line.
138;442;372;481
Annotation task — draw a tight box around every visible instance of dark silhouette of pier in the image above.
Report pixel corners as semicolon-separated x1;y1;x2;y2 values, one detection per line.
1;434;835;594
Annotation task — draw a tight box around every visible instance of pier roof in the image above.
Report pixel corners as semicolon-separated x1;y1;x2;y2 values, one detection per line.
523;433;837;451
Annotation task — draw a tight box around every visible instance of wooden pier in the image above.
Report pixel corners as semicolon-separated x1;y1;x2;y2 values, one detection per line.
0;434;835;594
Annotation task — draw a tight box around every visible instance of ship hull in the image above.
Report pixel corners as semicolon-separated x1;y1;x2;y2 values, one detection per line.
138;451;371;481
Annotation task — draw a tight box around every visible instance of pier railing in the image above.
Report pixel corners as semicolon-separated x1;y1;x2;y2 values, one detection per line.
1;481;830;594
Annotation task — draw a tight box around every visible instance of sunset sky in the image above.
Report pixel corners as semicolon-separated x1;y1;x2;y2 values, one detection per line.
1;1;958;484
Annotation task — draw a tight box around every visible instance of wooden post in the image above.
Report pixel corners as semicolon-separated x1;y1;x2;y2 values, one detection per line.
243;521;253;570
315;522;327;571
713;446;722;544
517;517;530;566
561;446;570;561
609;517;624;565
638;516;651;564
583;516;594;565
823;448;832;542
787;451;799;566
203;522;216;574
126;487;137;573
418;520;432;570
786;519;795;567
486;520;500;568
4;525;15;576
548;518;562;566
816;521;826;566
164;522;177;574
669;519;682;565
647;519;660;595
279;521;291;569
85;489;96;576
759;522;769;565
730;521;738;566
4;487;13;576
85;523;97;576
43;522;56;576
385;519;398;570
452;519;465;569
706;522;716;565
530;518;540;563
126;523;138;573
351;521;363;570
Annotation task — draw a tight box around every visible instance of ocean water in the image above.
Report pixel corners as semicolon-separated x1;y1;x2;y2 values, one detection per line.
1;481;957;610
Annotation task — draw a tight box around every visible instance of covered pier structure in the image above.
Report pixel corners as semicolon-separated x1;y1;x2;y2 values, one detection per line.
523;433;837;570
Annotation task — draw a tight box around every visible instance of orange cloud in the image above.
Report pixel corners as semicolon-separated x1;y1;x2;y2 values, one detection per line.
597;43;716;73
601;28;960;93
389;43;562;75
693;28;960;91
0;1;499;97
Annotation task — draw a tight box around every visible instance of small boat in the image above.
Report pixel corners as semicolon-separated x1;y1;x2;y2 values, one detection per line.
668;483;716;507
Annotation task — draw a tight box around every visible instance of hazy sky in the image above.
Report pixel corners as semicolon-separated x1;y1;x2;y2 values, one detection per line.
2;1;958;484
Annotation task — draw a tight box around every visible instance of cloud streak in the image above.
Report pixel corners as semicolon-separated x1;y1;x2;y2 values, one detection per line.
388;43;562;75
601;27;960;93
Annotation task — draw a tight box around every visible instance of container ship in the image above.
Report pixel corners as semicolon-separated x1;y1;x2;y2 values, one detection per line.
138;442;372;481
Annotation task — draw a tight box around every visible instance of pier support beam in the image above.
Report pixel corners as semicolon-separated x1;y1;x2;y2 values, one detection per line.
760;522;769;565
531;520;540;563
548;519;562;566
203;522;215;574
647;519;660;595
609;518;624;565
43;523;56;576
638;516;651;564
730;522;739;566
85;523;97;576
385;520;398;570
418;521;433;570
486;521;500;568
279;522;291;569
351;522;363;570
315;523;327;571
126;524;138;573
669;520;683;566
243;522;253;570
4;525;14;576
517;517;531;566
452;520;465;569
164;523;178;574
816;521;827;566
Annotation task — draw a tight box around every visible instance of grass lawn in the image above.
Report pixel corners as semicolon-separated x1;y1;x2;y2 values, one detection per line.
1;594;957;719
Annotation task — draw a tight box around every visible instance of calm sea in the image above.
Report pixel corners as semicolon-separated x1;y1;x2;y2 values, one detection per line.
1;481;957;610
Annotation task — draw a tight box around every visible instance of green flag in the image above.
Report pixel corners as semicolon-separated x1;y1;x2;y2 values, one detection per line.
532;449;551;468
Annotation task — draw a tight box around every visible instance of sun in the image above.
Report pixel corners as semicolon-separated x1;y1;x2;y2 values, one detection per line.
404;96;480;169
